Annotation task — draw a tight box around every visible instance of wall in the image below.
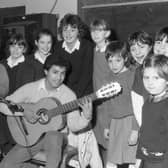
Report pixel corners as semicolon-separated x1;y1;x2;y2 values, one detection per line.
80;0;168;6
0;0;77;22
79;0;168;41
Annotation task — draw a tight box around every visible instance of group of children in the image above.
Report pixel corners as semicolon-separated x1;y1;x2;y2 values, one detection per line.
91;18;168;168
0;12;168;168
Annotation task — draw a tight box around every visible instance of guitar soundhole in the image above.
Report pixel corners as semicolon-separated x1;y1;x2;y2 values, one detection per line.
37;108;49;124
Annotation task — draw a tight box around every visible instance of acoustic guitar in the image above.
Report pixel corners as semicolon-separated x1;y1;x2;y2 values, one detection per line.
5;82;122;147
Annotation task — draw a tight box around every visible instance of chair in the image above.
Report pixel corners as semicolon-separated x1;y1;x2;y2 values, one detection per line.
29;145;80;168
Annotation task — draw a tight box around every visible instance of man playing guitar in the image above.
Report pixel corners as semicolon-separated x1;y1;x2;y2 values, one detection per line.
0;55;92;168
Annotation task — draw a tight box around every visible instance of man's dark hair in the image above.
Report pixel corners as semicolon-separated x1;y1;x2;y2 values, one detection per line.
44;54;71;73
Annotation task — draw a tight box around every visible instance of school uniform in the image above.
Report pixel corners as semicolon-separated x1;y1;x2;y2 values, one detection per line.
54;39;94;98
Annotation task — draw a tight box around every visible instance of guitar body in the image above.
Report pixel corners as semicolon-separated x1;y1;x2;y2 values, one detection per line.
7;97;65;147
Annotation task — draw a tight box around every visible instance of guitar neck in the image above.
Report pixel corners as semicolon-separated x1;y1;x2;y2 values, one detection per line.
48;93;97;117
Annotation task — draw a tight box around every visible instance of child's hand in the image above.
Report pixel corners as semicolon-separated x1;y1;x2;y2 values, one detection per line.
79;97;92;121
104;128;110;140
128;130;138;146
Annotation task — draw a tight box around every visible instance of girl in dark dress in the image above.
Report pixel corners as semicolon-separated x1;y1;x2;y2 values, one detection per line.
54;14;94;98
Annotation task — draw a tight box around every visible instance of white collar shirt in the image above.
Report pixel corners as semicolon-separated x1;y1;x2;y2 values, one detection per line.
7;55;25;68
62;39;80;54
37;79;60;97
34;52;50;64
95;41;110;53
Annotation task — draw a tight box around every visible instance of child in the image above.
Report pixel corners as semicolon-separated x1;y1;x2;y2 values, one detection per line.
128;31;153;168
128;32;153;168
90;18;111;165
28;28;54;80
130;31;153;127
153;26;168;57
137;54;168;168
127;31;153;144
0;33;35;155
127;30;153;67
90;18;111;91
103;41;137;168
55;13;94;98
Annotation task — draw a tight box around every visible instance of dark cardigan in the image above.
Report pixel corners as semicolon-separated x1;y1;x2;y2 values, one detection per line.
54;39;94;98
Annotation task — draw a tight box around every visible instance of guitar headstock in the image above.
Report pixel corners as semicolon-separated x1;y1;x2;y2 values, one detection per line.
96;82;122;99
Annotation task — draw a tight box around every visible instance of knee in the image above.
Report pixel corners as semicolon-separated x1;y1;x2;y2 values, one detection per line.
0;158;14;168
45;131;64;147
